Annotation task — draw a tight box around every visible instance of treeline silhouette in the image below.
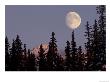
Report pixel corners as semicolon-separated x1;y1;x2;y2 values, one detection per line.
5;5;106;71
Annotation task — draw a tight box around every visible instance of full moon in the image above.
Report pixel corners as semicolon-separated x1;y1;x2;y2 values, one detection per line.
66;11;81;29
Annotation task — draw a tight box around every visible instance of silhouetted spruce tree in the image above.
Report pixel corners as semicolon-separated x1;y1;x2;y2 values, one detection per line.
9;35;23;70
38;44;47;71
77;46;83;71
96;5;106;70
71;30;78;70
10;39;18;70
22;44;27;70
65;41;72;71
91;19;100;70
84;21;93;70
5;36;10;71
46;32;60;71
15;35;23;70
27;49;36;71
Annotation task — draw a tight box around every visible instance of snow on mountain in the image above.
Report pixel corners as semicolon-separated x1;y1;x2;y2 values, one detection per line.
31;44;48;57
31;44;65;58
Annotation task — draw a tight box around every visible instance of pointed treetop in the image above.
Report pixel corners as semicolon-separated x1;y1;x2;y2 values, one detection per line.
52;32;55;36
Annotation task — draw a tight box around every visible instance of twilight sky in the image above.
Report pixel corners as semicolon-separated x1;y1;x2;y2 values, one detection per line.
5;5;98;50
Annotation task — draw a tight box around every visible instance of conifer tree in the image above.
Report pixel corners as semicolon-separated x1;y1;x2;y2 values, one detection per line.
84;21;93;70
46;32;59;71
15;35;23;70
71;31;78;70
65;41;71;70
38;44;47;71
27;49;36;71
91;20;100;70
77;46;83;70
9;35;23;70
5;36;10;70
10;39;18;70
23;44;27;70
96;5;106;70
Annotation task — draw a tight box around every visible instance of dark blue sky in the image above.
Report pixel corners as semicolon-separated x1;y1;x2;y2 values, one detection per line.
5;5;98;50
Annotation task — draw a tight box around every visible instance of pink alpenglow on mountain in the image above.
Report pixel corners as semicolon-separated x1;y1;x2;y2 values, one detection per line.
32;44;49;57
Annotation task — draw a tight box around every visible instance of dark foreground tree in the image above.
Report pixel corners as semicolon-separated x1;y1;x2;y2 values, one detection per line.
22;44;28;70
84;21;93;70
5;36;10;70
91;19;100;70
27;49;36;71
65;41;71;71
9;35;23;70
96;5;106;70
46;32;63;71
10;39;18;70
15;35;23;70
71;31;78;70
38;44;47;71
77;46;84;70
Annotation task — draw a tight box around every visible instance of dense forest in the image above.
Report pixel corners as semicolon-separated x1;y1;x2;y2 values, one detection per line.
5;5;106;71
